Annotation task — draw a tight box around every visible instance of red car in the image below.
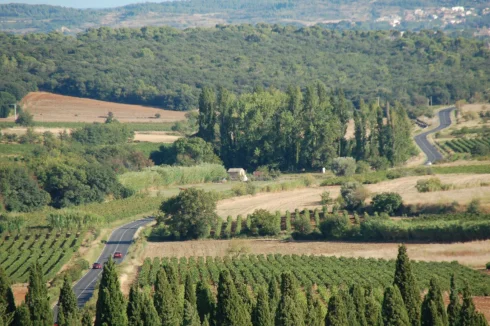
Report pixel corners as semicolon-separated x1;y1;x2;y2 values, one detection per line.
113;252;123;259
93;262;102;269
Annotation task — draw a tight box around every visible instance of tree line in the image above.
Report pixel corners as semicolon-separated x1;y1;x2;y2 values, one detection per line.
196;84;415;171
1;26;489;114
1;245;486;325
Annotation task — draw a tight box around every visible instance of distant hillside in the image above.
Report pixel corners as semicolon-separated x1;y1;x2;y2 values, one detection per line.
1;0;490;35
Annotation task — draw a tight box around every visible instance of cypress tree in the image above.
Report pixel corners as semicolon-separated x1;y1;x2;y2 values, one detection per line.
252;287;273;326
25;261;52;326
81;309;93;326
421;278;447;326
164;264;180;297
94;258;128;326
447;275;461;326
305;291;324;326
215;270;252;326
196;280;215;323
393;245;421;326
201;315;210;326
351;284;367;326
183;300;202;326
268;276;280;316
13;303;31;326
127;284;143;326
58;275;81;326
184;274;197;306
235;281;252;314
140;290;160;326
341;288;361;326
365;287;382;326
382;286;410;326
459;284;481;326
154;269;180;326
325;294;348;326
0;266;16;326
235;215;243;235
474;313;489;326
275;296;305;326
285;211;291;232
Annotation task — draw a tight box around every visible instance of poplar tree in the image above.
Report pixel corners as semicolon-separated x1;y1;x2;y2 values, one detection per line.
196;280;215;323
252;287;273;326
198;87;217;143
325;294;348;326
382;286;410;326
25;262;52;326
154;269;180;326
421;278;447;326
393;245;421;326
13;303;31;326
215;270;252;326
365;287;382;326
94;258;128;326
58;275;81;326
184;274;197;306
447;275;461;326
0;266;16;326
183;300;201;326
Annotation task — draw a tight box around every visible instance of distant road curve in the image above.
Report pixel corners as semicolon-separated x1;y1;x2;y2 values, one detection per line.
413;106;455;164
54;218;153;321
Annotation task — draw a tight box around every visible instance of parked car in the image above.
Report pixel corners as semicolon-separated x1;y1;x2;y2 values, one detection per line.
113;252;123;259
93;262;102;269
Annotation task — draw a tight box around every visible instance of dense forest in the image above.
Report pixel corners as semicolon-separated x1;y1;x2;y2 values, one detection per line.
1;0;490;33
0;26;489;114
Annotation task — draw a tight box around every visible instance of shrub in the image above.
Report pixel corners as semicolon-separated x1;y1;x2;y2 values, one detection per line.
415;178;452;193
15;110;34;127
321;191;334;205
356;161;371;174
340;182;369;211
471;143;490;156
331;157;356;177
319;215;350;239
293;213;313;235
302;174;316;186
467;199;482;215
369;157;390;171
486;262;490;270
371;192;403;216
249;209;280;236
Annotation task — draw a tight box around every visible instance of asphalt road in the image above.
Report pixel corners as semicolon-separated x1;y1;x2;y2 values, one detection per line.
53;218;153;321
414;106;455;163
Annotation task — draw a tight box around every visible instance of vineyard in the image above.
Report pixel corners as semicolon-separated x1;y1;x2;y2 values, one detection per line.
441;138;490;154
137;254;490;297
0;228;83;283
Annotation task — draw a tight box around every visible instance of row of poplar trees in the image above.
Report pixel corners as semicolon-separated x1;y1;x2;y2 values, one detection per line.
197;84;414;171
0;246;487;326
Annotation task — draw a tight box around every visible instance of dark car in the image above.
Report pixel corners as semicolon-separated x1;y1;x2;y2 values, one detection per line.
113;252;123;259
93;262;102;269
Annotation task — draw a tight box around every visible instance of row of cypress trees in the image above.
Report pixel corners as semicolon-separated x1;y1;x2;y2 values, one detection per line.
0;246;488;326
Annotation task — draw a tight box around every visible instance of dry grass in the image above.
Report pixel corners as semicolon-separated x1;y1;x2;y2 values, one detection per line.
462;103;490;113
142;239;490;268
0;92;187;123
216;174;490;217
133;132;181;143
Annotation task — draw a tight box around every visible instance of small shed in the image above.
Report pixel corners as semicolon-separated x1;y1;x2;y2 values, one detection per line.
227;168;248;181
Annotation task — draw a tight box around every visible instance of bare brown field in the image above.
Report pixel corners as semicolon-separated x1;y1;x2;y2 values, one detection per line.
142;239;490;268
216;174;490;217
0;92;187;123
133;132;181;143
462;103;490;113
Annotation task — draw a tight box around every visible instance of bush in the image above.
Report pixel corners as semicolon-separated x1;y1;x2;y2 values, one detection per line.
356;161;371;174
415;178;452;193
340;181;369;211
471;143;490;156
71;123;134;145
321;191;333;205
293;212;313;235
319;215;350;239
486;262;490;270
15;110;34;127
232;182;257;196
467;199;482;215
369;157;390;171
249;209;280;236
331;157;356;177
371;192;403;216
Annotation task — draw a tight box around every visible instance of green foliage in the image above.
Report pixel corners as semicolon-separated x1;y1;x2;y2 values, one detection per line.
319;215;351;239
381;286;410;326
235;215;243;236
466;199;482;215
154;269;180;326
15;110;34;127
416;177;452;193
25;261;52;326
196;280;215;324
150;137;222;166
0;92;16;118
325;294;348;326
252;287;273;326
421;278;447;326
0;266;16;326
71;123;134;146
447;275;461;326
331;157;357;177
57;275;80;326
371;192;403;215
249;209;281;236
276;272;304;326
95;258;128;326
293;211;313;236
183;300;201;326
160;188;219;239
365;288;382;326
341;181;369;211
47;211;102;230
184;274;197;306
393;245;421;326
216;270;252;326
13;303;31;326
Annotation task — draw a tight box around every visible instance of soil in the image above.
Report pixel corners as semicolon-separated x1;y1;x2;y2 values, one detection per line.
0;92;187;123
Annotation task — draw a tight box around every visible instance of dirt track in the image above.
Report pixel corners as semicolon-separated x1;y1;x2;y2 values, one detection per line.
0;92;187;123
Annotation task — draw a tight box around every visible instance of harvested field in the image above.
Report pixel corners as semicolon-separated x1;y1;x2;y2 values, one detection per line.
216;174;490;217
462;103;489;113
0;92;187;123
133;132;181;143
142;239;490;268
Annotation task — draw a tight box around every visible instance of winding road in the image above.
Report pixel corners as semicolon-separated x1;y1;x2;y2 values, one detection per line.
413;106;455;163
54;218;153;321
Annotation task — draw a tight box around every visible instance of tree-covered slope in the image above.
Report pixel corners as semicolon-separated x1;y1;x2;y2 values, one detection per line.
0;26;489;113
